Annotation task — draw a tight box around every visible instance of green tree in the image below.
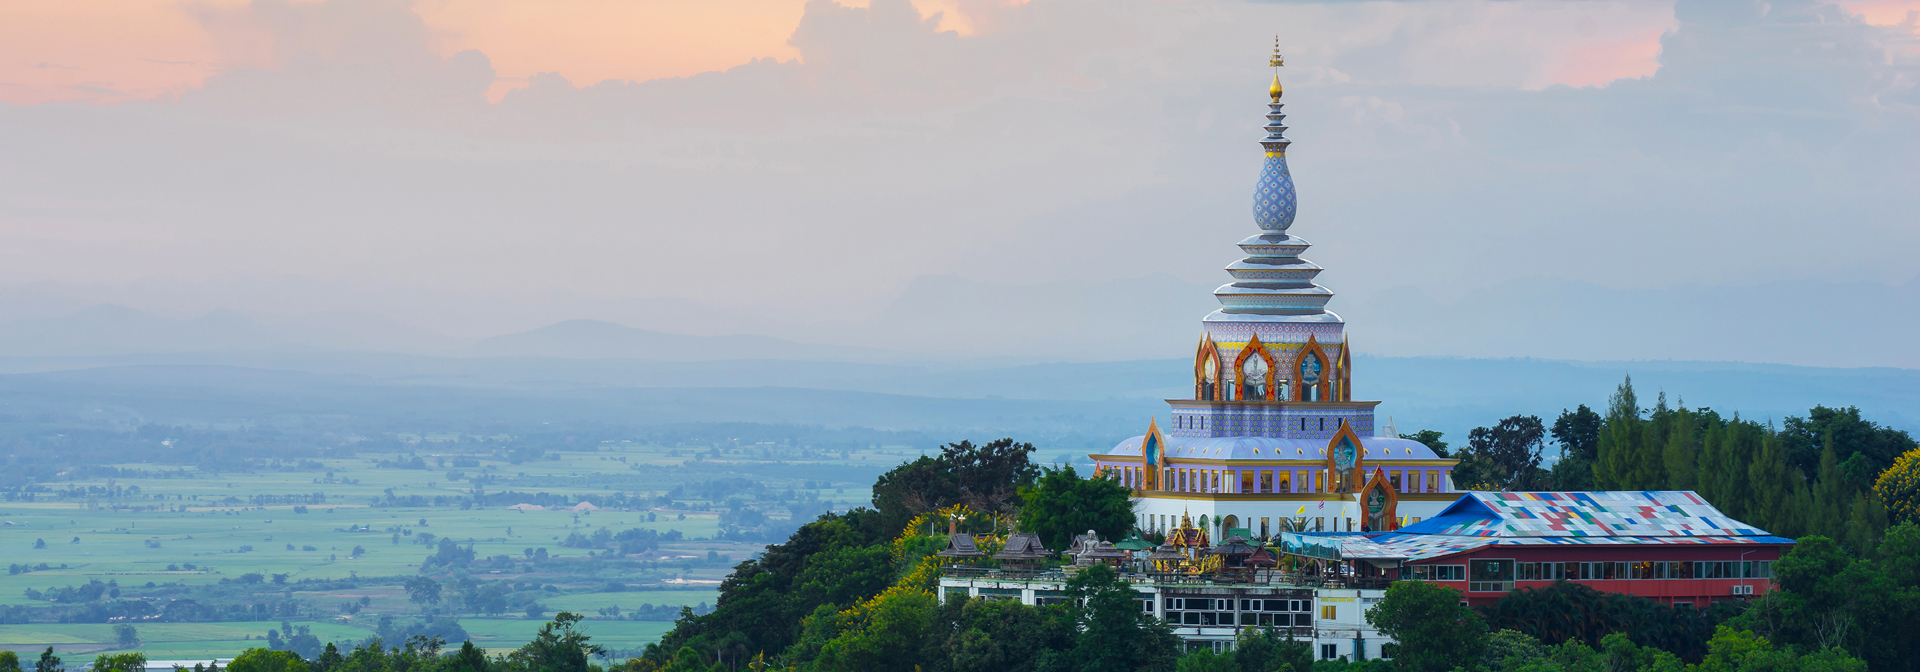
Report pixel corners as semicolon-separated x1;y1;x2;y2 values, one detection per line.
112;624;139;649
1066;564;1180;672
871;439;1039;534
1781;406;1918;483
808;589;939;672
226;650;306;672
89;655;146;672
1364;580;1485;672
1660;407;1699;491
0;651;21;672
447;641;489;672
510;612;603;672
1467;415;1547;491
1017;465;1135;552
1547;405;1600;491
1480;630;1547;670
1229;627;1311;672
1594;376;1641;489
34;647;60;672
404;576;443;612
936;594;1075;672
1399;430;1449;458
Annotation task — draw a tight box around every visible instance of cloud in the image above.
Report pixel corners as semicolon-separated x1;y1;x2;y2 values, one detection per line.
0;0;1914;368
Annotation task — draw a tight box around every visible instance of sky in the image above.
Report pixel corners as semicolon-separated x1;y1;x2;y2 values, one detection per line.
0;0;1916;365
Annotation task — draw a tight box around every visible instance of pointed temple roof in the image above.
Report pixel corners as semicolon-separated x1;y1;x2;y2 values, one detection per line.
993;531;1050;561
936;533;986;559
1208;46;1337;324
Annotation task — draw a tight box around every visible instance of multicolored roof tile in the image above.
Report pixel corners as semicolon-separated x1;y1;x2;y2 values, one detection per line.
1364;491;1785;562
1400;491;1769;539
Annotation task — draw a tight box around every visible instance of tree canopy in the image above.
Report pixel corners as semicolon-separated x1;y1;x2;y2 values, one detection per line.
1017;465;1135;552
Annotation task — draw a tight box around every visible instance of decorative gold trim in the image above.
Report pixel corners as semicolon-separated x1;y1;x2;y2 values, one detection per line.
1355;467;1400;531
1088;455;1458;468
1232;333;1279;401
1132;491;1461;502
1140;418;1167;491
1325;420;1365;493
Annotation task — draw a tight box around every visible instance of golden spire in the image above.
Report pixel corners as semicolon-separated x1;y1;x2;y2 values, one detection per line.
1268;37;1284;102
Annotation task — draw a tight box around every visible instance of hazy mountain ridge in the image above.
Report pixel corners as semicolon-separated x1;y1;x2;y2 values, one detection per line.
0;271;1911;368
0;352;1911;451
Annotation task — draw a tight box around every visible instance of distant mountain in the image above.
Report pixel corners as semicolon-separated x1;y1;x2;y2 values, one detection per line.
464;319;909;363
0;305;457;356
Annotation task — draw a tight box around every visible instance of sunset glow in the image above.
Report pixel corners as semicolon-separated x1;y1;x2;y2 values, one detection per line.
0;0;1712;106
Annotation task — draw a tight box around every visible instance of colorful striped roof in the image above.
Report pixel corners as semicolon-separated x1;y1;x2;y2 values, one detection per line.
1398;491;1770;539
1367;532;1797;562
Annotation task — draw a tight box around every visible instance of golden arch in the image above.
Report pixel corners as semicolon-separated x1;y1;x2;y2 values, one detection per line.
1356;467;1400;531
1295;334;1331;403
1194;334;1223;401
1232;334;1279;401
1324;420;1366;493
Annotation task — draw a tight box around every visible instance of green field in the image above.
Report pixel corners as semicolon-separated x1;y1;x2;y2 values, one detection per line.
0;441;908;660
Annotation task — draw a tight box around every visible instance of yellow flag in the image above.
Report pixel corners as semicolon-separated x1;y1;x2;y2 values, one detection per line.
1295;505;1307;515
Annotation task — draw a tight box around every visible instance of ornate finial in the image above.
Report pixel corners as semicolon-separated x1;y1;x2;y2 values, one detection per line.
1268;38;1284;101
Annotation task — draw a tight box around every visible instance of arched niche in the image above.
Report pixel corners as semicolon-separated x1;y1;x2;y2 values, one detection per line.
1195;335;1222;401
1295;334;1331;403
1233;334;1279;401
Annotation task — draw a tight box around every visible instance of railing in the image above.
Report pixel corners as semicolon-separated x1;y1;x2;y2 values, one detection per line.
1468;581;1513;593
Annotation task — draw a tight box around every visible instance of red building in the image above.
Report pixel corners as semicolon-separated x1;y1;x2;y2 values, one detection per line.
1369;491;1792;608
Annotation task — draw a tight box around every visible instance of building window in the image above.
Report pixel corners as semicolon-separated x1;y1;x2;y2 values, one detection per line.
1426;470;1440;493
1389;471;1402;491
1321;605;1336;620
1469;559;1514;593
1259;470;1273;493
1279;472;1293;493
1321;644;1338;660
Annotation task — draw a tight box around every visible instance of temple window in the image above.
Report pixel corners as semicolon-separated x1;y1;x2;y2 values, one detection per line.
1279;472;1292;493
1390;471;1402;492
1241;351;1269;401
1201;357;1217;401
1259;470;1273;493
1241;471;1255;493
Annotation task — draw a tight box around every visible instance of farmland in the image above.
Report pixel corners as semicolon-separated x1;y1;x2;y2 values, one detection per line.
0;437;912;662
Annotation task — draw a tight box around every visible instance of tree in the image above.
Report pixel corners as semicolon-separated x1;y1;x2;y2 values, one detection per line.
1550;405;1601;463
89;655;146;672
226;650;307;672
1400;430;1449;458
113;624;140;648
405;576;443;611
1467;415;1547;491
871;438;1039;534
1546;406;1601;491
34;647;60;672
1065;564;1180;672
1017;465;1136;552
447;641;489;672
1876;446;1920;525
1365;580;1486;672
937;597;1075;672
511;612;603;672
1595;376;1643;489
1781;406;1918;484
0;651;20;672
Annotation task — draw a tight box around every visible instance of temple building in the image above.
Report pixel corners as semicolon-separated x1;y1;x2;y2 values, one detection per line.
1088;46;1458;541
935;47;1793;662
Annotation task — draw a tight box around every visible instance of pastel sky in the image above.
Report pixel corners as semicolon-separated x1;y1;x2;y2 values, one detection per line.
1;0;1917;365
